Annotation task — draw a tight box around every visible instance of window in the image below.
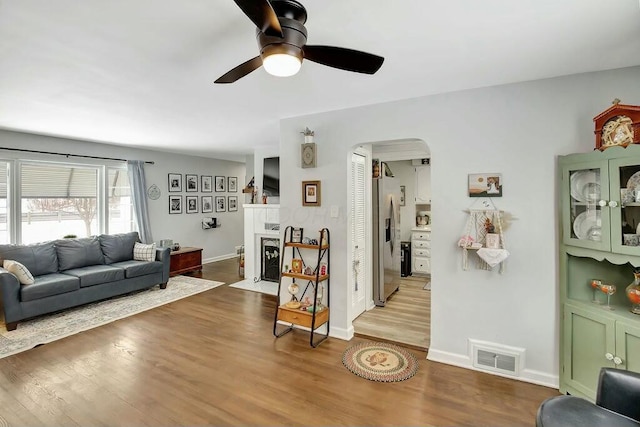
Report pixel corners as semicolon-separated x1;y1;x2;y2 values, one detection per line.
21;163;99;243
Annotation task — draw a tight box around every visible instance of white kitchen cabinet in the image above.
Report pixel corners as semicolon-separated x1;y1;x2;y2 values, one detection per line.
414;165;431;203
411;228;431;274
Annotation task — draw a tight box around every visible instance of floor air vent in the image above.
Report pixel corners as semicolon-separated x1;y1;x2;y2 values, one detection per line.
469;339;524;376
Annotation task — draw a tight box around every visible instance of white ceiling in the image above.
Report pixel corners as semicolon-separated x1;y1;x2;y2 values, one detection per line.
1;0;640;162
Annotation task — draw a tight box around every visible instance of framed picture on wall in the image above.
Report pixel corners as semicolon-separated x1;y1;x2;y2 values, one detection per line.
400;185;406;206
201;175;212;192
228;196;238;211
215;176;226;192
302;180;321;206
186;196;198;213
168;173;182;192
468;173;503;197
186;174;198;192
202;196;213;213
228;176;238;192
215;196;226;212
169;195;182;214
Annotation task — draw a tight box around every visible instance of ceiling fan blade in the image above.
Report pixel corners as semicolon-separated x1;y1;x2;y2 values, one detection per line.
303;45;384;75
214;56;263;84
232;0;283;37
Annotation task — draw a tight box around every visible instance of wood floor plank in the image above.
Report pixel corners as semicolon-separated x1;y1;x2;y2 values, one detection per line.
0;258;558;426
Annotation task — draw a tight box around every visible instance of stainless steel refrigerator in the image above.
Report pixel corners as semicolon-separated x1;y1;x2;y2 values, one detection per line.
372;169;401;306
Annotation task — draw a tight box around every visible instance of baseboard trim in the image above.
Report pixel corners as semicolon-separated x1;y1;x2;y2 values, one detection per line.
203;253;238;264
427;348;558;389
330;325;354;341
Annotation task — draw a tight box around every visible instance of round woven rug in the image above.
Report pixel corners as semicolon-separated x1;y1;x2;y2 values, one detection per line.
342;341;418;382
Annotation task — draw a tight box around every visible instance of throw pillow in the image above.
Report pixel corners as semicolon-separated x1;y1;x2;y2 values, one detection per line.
133;242;156;262
3;260;35;285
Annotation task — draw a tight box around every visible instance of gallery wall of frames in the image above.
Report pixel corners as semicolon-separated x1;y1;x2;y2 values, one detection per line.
167;173;238;214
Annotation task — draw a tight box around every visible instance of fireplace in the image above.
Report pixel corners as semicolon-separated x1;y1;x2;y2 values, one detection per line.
261;237;280;282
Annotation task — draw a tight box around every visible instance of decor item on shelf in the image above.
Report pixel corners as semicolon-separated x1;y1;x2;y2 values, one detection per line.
593;99;640;150
285;283;300;308
626;268;640;315
302;180;321;206
485;233;500;249
243;177;255;193
590;279;603;304
304;266;313;276
301;128;316;168
468;173;503;197
598;283;616;310
213;0;383;84
202;217;217;229
301;127;314;143
291;227;303;243
291;258;303;274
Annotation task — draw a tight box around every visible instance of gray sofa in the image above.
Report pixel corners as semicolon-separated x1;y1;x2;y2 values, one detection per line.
0;232;170;331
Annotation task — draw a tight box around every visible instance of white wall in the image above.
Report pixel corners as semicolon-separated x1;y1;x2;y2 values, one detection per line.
278;65;640;387
0;130;245;262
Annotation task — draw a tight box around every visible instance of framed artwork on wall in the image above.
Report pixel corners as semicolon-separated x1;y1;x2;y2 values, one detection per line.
302;180;321;206
228;196;238;211
169;195;182;214
186;196;198;213
201;175;212;192
202;196;213;213
400;185;406;206
228;176;238;192
215;176;226;192
168;173;182;192
468;173;503;197
186;174;198;192
215;195;226;212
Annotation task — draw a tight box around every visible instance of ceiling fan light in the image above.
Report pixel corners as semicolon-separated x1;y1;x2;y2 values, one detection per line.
263;53;302;77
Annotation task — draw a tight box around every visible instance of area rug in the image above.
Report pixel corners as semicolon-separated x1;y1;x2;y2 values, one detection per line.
0;275;224;359
342;341;419;382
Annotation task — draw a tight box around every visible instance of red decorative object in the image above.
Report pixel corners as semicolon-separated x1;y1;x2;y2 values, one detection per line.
593;100;640;150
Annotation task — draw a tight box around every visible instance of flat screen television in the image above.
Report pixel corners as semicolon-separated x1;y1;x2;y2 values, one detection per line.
263;157;280;197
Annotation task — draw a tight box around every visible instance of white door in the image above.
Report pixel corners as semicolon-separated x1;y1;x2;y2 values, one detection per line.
351;152;367;318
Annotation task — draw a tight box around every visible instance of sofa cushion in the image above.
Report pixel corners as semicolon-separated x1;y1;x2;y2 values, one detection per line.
3;260;35;285
20;273;80;302
133;242;156;262
55;237;105;271
0;241;58;276
62;265;125;288
110;260;163;279
99;232;139;264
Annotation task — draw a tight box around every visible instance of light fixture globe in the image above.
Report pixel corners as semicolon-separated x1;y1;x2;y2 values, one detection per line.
263;53;302;77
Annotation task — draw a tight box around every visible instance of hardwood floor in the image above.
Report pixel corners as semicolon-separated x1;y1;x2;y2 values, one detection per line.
353;274;430;350
0;258;559;426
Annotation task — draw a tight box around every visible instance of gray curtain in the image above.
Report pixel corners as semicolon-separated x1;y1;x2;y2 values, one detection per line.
127;160;153;243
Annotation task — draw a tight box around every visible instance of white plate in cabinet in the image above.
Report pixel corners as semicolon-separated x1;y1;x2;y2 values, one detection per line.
413;257;431;273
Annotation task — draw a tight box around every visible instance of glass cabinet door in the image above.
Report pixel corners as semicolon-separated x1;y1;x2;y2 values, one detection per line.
609;157;640;255
562;161;610;251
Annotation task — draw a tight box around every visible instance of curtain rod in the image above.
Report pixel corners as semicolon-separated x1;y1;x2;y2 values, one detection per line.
0;147;155;164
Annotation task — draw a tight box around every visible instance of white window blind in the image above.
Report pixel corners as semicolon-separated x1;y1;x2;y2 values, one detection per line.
21;164;97;198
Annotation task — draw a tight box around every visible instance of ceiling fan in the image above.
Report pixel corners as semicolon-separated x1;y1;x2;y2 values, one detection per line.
214;0;384;84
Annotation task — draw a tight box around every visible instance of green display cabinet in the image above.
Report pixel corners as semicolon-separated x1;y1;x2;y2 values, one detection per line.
558;145;640;401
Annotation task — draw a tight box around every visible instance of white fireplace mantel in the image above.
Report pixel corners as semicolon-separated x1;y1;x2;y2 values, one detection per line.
243;204;280;282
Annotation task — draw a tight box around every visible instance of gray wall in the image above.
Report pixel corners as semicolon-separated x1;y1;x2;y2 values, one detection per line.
0;130;245;262
277;65;640;387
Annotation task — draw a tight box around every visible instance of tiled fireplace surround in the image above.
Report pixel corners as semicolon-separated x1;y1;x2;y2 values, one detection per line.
243;204;280;283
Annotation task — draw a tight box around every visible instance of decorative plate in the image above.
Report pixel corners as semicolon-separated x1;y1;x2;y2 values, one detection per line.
570;170;598;202
573;211;602;241
627;171;640;191
147;184;161;200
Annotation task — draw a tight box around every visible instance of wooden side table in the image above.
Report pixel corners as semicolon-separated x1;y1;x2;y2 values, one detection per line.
169;247;203;276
